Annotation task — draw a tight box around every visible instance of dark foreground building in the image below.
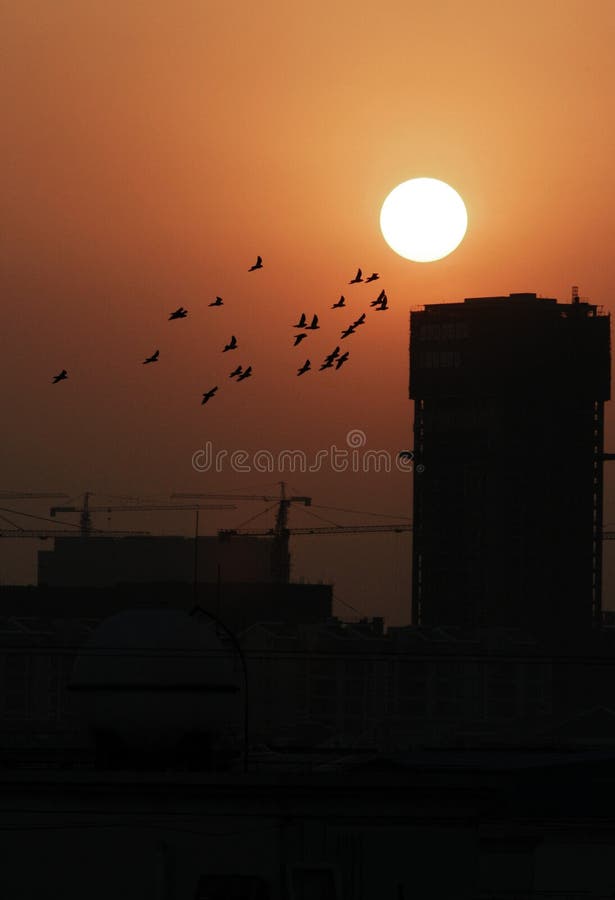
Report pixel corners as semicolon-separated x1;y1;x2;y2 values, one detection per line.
5;749;615;899
410;291;611;633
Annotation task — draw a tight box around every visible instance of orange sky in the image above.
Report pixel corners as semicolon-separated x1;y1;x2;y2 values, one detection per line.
3;0;615;622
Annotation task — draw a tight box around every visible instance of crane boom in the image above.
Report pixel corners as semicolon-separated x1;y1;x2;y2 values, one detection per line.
51;504;235;513
0;529;149;538
49;494;237;537
220;524;412;537
0;492;69;499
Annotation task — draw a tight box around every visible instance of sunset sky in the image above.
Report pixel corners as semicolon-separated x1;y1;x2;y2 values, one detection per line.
3;0;615;622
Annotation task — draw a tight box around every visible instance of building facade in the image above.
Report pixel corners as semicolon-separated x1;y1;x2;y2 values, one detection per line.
410;292;611;633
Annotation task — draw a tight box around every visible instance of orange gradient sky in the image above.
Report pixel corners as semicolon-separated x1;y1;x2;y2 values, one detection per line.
3;0;615;622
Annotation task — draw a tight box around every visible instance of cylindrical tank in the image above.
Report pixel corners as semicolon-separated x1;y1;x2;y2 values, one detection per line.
70;609;243;764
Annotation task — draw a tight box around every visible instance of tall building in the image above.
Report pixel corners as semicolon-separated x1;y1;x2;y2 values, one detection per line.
410;291;611;632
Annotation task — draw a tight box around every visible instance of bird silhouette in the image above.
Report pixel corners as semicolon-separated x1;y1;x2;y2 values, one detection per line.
293;333;308;347
365;272;379;283
248;256;263;271
143;350;159;364
370;290;387;307
332;296;346;308
319;359;334;371
237;365;253;381
349;268;363;284
306;314;320;330
341;325;356;339
201;386;218;405
335;352;349;369
209;296;224;307
376;296;389;311
52;369;67;383
230;365;243;378
169;307;188;320
353;313;366;327
293;313;307;329
297;359;311;376
223;336;238;352
324;346;340;363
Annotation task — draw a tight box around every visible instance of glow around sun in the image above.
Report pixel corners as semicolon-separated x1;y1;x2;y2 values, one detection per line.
379;178;468;262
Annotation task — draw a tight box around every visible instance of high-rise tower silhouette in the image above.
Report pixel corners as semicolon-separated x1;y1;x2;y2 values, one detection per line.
410;291;611;633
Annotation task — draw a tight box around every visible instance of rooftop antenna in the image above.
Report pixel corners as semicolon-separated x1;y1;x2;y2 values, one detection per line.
572;284;580;304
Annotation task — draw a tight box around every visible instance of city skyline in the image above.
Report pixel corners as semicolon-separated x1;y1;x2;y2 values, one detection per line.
4;1;615;624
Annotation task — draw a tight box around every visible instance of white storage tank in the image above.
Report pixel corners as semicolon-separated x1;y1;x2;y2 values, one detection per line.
70;609;243;764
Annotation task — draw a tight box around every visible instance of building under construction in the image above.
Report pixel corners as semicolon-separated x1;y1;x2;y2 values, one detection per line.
37;534;276;587
410;290;611;633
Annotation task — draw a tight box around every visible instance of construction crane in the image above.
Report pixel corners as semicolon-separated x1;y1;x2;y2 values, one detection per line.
0;501;149;540
172;482;312;582
49;492;237;537
216;521;410;583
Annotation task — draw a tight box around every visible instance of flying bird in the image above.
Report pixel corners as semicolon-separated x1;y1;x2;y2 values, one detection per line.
223;336;238;352
324;346;340;363
376;296;389;311
365;272;379;283
52;369;67;383
201;386;218;405
248;256;263;271
332;296;346;308
237;365;253;381
143;350;159;364
293;313;307;329
341;325;356;339
209;296;224;307
306;314;320;330
353;313;366;327
319;359;334;371
349;268;363;284
293;333;308;347
335;352;349;369
169;307;187;320
370;290;387;307
230;365;243;378
297;359;311;376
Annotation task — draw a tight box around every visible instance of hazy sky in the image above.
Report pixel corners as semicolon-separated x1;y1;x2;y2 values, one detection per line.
3;1;615;622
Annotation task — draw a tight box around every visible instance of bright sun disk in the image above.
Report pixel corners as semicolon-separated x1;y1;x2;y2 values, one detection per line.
379;178;468;262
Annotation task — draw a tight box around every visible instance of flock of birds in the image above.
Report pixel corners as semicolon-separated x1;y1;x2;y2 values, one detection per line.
50;258;390;404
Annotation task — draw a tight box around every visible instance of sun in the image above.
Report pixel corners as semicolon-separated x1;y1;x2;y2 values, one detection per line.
379;178;468;262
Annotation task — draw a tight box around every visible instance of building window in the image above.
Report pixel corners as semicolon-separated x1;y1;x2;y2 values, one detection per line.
417;350;461;368
417;321;468;340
